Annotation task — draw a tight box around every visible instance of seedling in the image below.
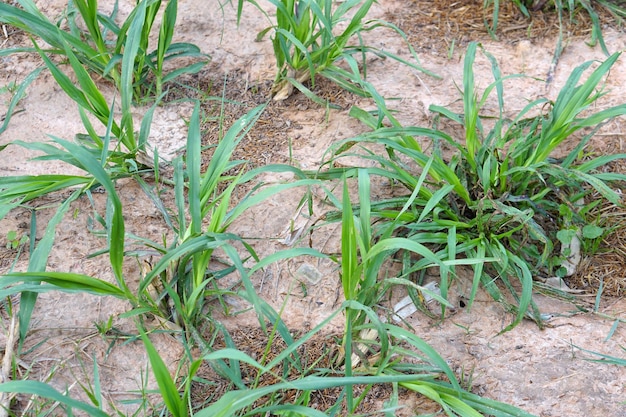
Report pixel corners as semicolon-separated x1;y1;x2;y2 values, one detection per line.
5;230;27;250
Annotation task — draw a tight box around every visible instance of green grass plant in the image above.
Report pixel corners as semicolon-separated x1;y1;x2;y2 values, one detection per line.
0;0;207;102
0;0;207;159
315;168;495;410
132;102;327;336
0;68;166;223
0;123;541;417
239;0;434;102
329;42;626;330
0;100;318;333
0;102;322;414
0;75;328;414
338;169;456;325
0;131;138;345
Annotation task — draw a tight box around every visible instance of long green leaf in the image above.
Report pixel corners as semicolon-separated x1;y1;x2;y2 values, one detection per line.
199;104;267;217
156;0;178;82
195;374;448;417
52;139;129;296
1;272;127;297
0;174;89;203
0;381;108;417
140;329;188;417
463;41;479;169
119;0;148;151
18;189;81;346
187;101;202;235
341;177;359;300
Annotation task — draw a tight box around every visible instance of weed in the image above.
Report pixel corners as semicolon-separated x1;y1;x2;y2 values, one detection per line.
4;231;27;251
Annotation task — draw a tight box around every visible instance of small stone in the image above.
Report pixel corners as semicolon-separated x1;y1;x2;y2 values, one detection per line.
295;263;323;285
392;281;440;322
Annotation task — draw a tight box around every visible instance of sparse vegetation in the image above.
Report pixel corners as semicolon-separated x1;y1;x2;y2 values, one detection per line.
0;0;625;416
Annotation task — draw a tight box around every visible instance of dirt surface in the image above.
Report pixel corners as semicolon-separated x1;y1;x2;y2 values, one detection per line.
1;0;626;416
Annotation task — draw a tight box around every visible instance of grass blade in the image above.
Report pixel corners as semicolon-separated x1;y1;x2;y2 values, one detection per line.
140;328;188;417
1;272;127;297
18;189;81;346
341;177;359;301
0;66;44;135
0;381;108;417
187;101;202;236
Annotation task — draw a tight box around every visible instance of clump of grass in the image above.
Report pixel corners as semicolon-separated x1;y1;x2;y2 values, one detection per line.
185;305;536;416
329;42;626;330
239;0;435;102
131;102;324;335
0;0;207;163
0;100;319;413
0;0;208;102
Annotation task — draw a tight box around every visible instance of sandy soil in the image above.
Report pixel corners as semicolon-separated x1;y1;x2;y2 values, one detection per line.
1;0;625;416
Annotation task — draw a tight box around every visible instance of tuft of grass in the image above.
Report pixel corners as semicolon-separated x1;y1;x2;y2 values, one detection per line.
239;0;435;102
330;42;626;331
131;101;328;339
0;0;207;172
0;0;208;102
0;70;328;415
0;0;204;158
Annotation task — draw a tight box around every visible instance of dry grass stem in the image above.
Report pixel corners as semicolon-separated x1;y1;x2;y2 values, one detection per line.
0;314;18;417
